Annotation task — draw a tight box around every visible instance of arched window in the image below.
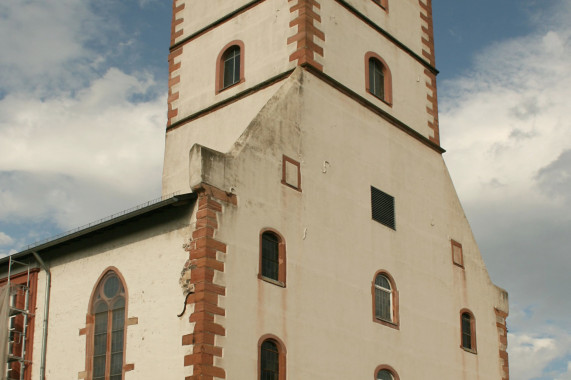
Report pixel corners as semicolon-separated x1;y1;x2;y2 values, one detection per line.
461;309;477;352
89;270;127;380
377;369;393;380
374;365;399;380
365;52;392;105
216;40;245;93
372;271;399;328
258;335;286;380
259;229;286;286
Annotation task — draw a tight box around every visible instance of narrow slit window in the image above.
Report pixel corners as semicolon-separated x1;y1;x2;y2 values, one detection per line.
259;336;286;380
374;274;392;322
369;58;385;100
259;230;286;286
460;310;477;353
222;45;241;89
261;232;279;281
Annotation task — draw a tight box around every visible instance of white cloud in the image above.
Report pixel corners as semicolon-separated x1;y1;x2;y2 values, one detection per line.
0;68;166;229
0;0;167;232
439;2;571;379
0;232;14;246
0;0;103;94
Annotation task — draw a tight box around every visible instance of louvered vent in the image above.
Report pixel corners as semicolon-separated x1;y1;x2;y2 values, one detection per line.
371;186;395;230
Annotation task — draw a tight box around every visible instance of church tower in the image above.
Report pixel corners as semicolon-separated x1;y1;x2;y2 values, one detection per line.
163;1;509;379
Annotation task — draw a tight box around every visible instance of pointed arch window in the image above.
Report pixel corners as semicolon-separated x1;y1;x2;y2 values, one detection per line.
259;229;286;286
460;309;477;353
216;40;245;93
89;270;127;380
365;52;393;105
258;335;286;380
372;271;399;329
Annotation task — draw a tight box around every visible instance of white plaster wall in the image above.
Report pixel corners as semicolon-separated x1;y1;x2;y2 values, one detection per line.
162;82;282;196
28;214;195;380
209;70;506;379
342;0;427;56
175;0;257;44
170;0;296;125
320;0;433;138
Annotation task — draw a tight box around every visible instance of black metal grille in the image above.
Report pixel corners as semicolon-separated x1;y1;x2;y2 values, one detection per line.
371;186;395;230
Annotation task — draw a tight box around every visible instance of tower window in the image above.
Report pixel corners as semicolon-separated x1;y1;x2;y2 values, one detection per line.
222;46;241;88
374;365;400;380
460;310;477;353
216;40;245;93
369;58;385;100
258;335;286;380
372;271;399;328
371;186;395;230
259;229;286;286
377;369;394;380
365;52;393;105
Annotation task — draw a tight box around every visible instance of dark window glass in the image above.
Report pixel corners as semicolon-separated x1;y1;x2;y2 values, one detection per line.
261;340;279;380
375;274;392;322
223;46;241;89
462;313;472;349
369;58;385;100
377;369;394;380
262;232;280;281
92;272;126;380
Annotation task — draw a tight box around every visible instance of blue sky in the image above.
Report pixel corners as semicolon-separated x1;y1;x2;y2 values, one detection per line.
1;1;570;379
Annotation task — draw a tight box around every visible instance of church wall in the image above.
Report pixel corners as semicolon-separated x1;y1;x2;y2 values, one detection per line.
169;0;295;127
340;0;426;56
162;81;284;196
204;70;506;379
27;208;196;380
320;0;434;139
173;0;258;44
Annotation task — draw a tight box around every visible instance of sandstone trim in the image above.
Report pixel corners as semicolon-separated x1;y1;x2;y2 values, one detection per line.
419;0;440;145
495;308;510;380
182;184;237;380
287;0;325;71
168;0;185;127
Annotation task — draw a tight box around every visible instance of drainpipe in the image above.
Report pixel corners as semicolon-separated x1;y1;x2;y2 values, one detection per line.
31;251;50;380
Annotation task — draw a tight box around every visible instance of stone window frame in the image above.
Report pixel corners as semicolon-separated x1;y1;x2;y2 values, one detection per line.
365;52;393;106
371;270;399;329
258;334;287;380
281;155;302;192
215;40;245;94
258;229;287;287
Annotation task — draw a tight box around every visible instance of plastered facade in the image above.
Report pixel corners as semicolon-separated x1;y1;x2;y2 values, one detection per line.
20;203;198;380
185;69;508;379
0;1;507;379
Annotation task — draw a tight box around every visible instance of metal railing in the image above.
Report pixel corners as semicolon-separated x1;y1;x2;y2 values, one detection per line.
21;191;181;251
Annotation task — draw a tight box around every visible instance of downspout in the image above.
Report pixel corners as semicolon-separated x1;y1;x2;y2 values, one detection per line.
31;251;50;380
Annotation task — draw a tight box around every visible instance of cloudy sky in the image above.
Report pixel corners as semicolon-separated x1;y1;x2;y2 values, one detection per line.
0;0;569;379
